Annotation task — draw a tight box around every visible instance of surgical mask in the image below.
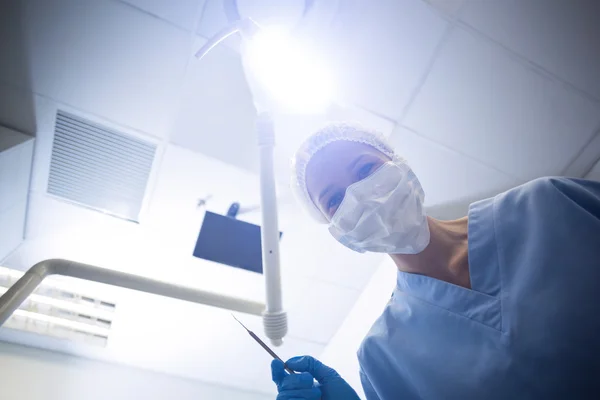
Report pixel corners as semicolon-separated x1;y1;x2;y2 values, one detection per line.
328;162;430;254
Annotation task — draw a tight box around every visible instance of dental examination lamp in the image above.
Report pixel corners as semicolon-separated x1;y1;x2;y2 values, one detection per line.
195;17;333;346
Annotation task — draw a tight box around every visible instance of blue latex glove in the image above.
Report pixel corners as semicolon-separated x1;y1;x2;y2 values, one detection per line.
271;356;361;400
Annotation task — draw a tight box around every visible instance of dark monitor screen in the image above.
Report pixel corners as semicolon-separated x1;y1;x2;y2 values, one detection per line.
193;211;282;274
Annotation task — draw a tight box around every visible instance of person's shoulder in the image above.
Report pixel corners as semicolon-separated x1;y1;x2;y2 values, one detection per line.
504;177;597;200
489;177;563;221
511;176;566;193
498;177;573;202
496;177;600;220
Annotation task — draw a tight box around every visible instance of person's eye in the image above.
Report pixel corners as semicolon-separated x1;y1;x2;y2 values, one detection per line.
357;162;376;180
327;192;344;214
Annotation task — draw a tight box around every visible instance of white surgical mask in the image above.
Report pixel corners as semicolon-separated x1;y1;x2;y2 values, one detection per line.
328;162;430;254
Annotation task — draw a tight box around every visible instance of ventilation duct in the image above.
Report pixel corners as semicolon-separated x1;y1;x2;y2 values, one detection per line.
48;111;157;222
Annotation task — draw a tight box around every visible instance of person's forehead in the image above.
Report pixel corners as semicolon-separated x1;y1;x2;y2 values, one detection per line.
305;141;380;194
308;141;380;170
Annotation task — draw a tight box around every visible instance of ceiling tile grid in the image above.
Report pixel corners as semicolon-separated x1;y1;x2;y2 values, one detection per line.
280;216;384;291
458;0;600;101
401;26;600;181
327;0;449;120
405;0;600;183
0;82;38;135
563;130;600;177
391;126;519;207
0;0;193;139
168;36;259;173
586;159;600;181
119;0;206;31
283;277;362;344
422;0;467;18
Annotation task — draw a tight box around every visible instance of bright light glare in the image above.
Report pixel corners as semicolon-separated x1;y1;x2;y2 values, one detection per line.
243;28;334;114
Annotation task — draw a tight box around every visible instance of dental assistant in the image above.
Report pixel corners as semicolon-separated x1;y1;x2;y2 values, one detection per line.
271;123;600;400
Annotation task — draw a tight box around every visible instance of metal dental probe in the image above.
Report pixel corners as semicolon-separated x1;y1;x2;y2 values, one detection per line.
232;314;295;374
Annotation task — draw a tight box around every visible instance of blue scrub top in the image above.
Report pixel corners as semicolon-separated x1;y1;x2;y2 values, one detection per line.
358;177;600;400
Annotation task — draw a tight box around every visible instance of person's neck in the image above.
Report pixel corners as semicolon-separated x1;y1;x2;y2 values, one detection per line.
390;217;471;289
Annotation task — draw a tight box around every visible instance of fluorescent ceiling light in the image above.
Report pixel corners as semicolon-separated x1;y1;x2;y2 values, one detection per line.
0;286;114;320
11;309;110;337
0;266;115;341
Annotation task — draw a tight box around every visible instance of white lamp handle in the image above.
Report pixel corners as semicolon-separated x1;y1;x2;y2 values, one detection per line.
256;112;288;346
194;22;289;346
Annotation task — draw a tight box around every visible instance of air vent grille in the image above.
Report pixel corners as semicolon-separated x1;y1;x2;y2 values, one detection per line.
48;111;156;221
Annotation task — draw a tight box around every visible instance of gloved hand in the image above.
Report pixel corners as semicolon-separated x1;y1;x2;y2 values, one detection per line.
271;356;361;400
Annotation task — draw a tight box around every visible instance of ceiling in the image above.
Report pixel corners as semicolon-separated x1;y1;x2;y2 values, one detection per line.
0;0;599;397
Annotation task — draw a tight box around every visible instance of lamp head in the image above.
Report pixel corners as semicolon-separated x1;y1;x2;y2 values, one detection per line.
196;18;334;115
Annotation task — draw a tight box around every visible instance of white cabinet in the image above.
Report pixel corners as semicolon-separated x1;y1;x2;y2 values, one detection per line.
0;126;34;262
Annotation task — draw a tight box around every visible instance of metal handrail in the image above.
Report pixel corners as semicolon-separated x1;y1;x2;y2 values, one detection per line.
0;259;265;326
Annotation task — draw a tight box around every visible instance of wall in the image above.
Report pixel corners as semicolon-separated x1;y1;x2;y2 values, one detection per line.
0;127;33;262
320;258;399;400
0;342;270;400
585;159;600;181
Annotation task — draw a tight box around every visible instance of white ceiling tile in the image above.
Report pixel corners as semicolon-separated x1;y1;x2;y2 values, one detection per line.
563;129;600;178
1;237;36;270
120;0;205;31
585;159;600;181
0;83;37;136
0;201;27;262
391;126;518;207
235;0;307;27
285;280;360;344
280;217;383;291
0;122;32;152
0;1;30;92
0;138;32;213
10;0;191;138
460;0;600;100
21;95;56;194
170;37;257;172
317;251;384;292
148;143;264;220
403;27;600;180
423;0;467;17
328;0;448;119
